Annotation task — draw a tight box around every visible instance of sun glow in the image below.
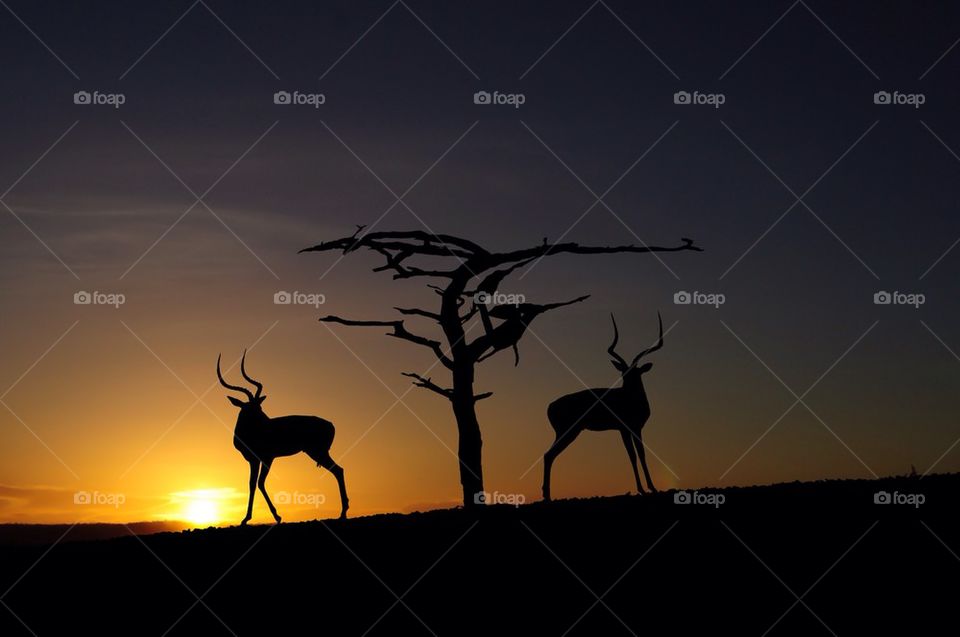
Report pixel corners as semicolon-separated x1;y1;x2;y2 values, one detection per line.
170;488;236;527
184;498;219;526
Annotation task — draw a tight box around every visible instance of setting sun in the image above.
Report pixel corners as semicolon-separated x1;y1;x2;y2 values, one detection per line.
170;489;236;527
184;498;218;526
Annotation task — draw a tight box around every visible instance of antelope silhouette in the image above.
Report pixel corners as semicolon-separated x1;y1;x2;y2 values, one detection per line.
542;313;663;501
218;352;348;523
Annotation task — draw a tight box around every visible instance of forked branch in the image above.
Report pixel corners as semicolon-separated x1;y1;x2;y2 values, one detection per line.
301;231;701;284
401;372;492;402
401;372;451;397
320;315;453;368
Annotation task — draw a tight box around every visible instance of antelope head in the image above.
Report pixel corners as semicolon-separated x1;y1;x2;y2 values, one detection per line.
217;351;268;424
607;312;663;389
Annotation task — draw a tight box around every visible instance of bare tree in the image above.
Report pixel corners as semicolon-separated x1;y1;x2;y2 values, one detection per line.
301;228;701;507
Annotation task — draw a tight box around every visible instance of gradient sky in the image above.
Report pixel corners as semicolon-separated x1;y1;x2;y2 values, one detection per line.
1;1;959;524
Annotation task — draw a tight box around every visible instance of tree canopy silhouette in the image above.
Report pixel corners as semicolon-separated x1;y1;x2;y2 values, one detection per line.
301;228;701;507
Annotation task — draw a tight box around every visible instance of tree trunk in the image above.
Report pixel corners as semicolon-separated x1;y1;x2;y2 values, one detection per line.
451;363;484;507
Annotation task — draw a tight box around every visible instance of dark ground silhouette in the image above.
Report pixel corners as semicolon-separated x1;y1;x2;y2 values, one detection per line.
0;521;189;546
0;474;955;634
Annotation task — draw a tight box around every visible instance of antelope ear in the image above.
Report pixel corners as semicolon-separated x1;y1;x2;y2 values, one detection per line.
227;396;246;407
638;362;653;374
611;359;629;373
256;395;267;404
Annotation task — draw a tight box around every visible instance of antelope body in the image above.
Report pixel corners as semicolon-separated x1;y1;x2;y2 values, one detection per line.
218;353;349;523
542;313;663;501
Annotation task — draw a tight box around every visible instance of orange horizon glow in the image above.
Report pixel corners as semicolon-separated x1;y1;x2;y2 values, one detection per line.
2;260;955;525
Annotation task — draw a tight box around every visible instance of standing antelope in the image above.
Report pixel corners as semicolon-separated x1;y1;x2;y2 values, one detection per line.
542;313;663;501
217;352;348;523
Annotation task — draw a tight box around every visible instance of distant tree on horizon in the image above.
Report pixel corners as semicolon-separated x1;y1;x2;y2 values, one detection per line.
301;228;700;508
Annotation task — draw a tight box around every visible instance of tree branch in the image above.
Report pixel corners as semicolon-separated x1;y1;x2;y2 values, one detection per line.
519;294;590;315
483;238;702;269
368;246;457;279
401;372;492;402
470;256;537;297
469;295;591;363
300;230;486;258
320;315;453;368
401;372;452;398
459;304;479;324
308;230;701;368
394;307;442;321
303;230;700;268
